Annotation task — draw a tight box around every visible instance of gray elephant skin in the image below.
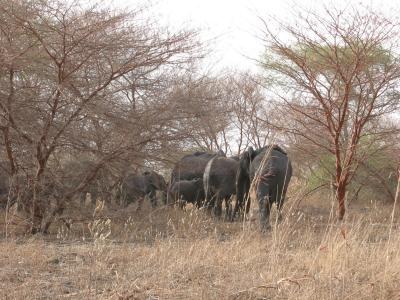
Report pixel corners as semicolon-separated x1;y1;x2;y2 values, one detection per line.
119;170;167;209
235;145;292;231
169;151;224;206
203;155;239;219
168;178;204;208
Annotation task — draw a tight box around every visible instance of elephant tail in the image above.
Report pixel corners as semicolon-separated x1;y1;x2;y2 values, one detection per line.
203;156;216;204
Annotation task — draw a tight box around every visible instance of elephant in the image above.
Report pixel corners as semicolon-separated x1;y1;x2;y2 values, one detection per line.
234;145;292;231
168;178;204;208
203;155;239;219
170;150;225;183
118;170;167;210
168;150;225;206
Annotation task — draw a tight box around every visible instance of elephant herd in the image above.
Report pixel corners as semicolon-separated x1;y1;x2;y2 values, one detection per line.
0;145;292;231
118;145;293;231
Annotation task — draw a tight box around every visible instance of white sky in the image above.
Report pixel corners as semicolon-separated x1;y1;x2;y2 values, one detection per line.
112;0;397;71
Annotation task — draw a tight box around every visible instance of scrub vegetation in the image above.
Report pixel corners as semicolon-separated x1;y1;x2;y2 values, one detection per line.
0;1;399;299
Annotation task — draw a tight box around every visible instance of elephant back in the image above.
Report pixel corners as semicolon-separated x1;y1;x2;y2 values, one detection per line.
170;151;224;183
250;148;292;181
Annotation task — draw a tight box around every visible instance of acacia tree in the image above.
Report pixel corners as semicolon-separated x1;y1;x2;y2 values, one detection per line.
0;0;200;233
260;6;400;219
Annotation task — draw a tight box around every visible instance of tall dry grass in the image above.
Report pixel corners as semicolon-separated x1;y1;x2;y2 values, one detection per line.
0;184;399;299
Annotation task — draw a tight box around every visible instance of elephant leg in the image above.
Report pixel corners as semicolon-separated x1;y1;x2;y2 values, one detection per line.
232;192;245;221
237;192;251;220
204;195;214;213
224;197;232;221
178;196;185;209
148;190;157;208
136;197;144;211
195;198;202;209
213;197;222;218
178;200;183;209
161;191;167;205
257;183;271;232
234;177;250;221
231;196;242;221
197;191;205;209
210;198;217;214
150;197;157;208
231;201;238;221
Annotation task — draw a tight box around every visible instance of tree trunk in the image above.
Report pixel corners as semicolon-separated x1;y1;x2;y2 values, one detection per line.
41;198;66;234
334;152;347;220
30;179;43;234
336;181;346;220
30;160;46;234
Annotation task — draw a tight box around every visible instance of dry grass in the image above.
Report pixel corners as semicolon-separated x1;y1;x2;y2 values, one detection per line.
1;191;400;299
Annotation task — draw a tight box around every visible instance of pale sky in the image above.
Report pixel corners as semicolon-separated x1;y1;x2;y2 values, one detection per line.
112;0;397;71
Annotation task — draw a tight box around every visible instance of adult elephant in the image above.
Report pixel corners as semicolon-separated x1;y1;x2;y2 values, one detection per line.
168;150;225;206
118;170;167;209
168;178;203;208
234;145;292;231
203;156;239;219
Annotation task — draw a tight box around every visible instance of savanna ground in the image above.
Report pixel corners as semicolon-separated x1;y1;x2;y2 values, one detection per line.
1;187;400;300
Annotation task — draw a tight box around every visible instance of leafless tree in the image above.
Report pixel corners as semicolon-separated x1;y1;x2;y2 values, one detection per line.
226;71;273;155
164;72;231;154
164;70;275;157
0;0;201;233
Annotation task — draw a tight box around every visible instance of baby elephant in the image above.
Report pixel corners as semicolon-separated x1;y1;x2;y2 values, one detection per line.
168;178;204;209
